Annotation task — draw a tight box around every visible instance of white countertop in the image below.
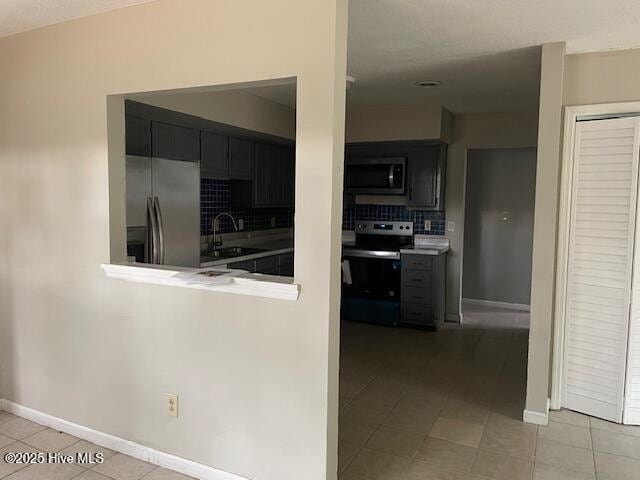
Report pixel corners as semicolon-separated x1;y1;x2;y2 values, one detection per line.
200;246;293;268
402;235;449;255
200;229;293;267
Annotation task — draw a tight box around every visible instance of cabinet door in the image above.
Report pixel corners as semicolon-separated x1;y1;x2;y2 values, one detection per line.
407;146;439;208
201;132;229;178
125;114;151;156
281;146;295;207
152;121;200;162
253;143;273;205
229;137;253;179
268;150;284;205
255;255;278;274
228;259;255;272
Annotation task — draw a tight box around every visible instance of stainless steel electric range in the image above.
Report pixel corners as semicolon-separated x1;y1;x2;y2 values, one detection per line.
341;221;414;326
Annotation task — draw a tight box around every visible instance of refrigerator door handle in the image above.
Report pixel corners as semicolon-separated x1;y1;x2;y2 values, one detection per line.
147;197;159;264
154;196;165;265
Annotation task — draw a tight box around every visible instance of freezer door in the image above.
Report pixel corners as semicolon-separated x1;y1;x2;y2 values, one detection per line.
151;158;200;267
126;155;152;227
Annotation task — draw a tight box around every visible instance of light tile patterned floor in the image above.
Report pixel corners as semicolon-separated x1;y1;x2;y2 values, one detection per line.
338;303;640;480
0;413;193;480
2;303;639;480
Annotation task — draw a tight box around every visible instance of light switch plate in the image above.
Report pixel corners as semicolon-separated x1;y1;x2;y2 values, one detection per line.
447;221;455;232
238;219;244;230
424;220;431;231
167;393;178;417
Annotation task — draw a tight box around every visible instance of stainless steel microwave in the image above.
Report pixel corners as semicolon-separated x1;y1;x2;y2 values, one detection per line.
345;157;406;195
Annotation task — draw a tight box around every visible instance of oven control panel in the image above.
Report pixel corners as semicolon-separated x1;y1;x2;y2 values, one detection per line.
355;221;414;236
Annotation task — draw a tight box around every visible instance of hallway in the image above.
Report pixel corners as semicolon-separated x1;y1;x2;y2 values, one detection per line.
338;304;639;479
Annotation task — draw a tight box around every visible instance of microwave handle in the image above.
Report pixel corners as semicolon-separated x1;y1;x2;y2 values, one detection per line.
388;165;395;188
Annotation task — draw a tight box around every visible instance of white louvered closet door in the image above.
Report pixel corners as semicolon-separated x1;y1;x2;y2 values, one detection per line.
563;116;640;423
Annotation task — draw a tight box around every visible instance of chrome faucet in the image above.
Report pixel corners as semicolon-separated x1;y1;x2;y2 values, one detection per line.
211;212;239;251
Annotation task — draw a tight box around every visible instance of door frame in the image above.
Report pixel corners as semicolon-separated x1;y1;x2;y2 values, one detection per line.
550;101;640;411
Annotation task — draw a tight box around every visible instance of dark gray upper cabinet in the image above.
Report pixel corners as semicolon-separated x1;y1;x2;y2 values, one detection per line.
407;144;446;210
253;142;276;205
125;114;151;156
228;137;253;179
281;146;295;206
231;142;294;208
152;121;200;162
201;131;229;178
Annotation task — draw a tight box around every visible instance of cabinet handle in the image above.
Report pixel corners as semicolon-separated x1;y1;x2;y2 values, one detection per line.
229;152;233;169
410;295;422;300
411;278;423;282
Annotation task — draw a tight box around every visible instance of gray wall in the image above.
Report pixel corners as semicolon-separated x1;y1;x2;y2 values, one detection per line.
462;148;537;305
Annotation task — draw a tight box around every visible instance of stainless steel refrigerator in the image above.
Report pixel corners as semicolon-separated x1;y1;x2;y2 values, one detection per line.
126;155;200;267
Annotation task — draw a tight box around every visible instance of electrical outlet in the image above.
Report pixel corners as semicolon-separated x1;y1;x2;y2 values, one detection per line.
238;219;244;230
424;220;431;231
167;393;178;417
447;221;455;232
271;217;276;227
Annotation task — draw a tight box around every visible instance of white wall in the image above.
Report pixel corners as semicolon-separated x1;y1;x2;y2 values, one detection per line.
135;89;296;140
524;46;640;418
345;104;453;143
0;1;347;479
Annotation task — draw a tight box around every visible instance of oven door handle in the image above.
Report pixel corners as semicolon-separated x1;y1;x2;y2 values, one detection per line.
388;165;395;188
342;249;400;260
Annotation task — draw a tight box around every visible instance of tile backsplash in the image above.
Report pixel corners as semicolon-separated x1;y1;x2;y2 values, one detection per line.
202;178;444;236
201;178;293;235
342;204;446;235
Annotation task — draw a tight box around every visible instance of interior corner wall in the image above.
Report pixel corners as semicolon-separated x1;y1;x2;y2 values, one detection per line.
445;111;540;321
0;1;347;479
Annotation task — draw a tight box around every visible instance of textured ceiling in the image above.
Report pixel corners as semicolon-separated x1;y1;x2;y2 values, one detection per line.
347;0;640;113
2;0;640;113
0;0;156;38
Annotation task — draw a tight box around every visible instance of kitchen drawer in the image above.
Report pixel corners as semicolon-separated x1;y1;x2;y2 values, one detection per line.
402;303;434;325
255;255;278;273
403;285;432;304
403;269;432;287
402;255;433;271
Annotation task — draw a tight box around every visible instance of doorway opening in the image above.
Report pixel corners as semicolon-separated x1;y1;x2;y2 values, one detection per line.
462;147;537;330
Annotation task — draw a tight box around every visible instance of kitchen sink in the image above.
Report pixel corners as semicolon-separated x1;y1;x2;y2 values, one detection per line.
201;246;267;261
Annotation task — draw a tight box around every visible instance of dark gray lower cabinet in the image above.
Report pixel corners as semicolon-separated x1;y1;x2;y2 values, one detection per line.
401;253;445;328
228;252;294;277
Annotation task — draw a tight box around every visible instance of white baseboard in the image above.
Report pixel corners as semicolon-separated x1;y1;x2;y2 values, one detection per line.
445;313;461;322
522;398;550;426
462;298;530;312
0;399;247;480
